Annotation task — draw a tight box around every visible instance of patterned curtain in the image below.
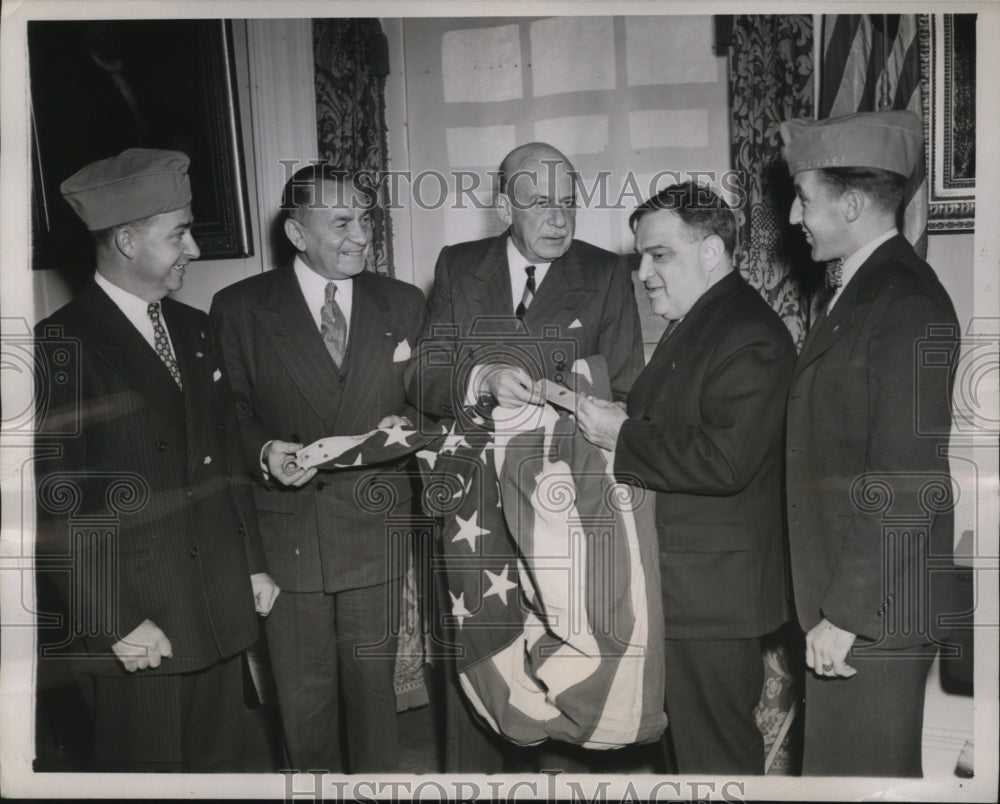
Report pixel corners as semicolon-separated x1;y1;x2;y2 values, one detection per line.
729;15;815;351
728;15;814;775
313;19;394;276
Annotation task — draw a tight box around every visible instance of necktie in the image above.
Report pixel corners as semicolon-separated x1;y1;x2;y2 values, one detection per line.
825;258;844;290
515;265;536;319
321;282;348;368
147;302;183;390
659;318;681;344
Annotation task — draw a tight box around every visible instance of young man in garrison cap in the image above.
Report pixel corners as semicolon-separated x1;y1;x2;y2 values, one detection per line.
34;148;279;771
780;111;959;776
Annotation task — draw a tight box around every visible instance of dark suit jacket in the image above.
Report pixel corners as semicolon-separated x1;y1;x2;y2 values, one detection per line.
210;265;426;593
34;280;265;675
786;235;958;648
614;271;797;640
405;233;644;417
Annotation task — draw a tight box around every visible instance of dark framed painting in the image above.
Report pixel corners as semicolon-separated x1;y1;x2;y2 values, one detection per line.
28;19;253;272
921;13;976;231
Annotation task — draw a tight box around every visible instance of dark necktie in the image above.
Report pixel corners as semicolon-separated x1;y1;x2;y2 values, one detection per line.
515;265;536;319
321;282;348;368
659;318;681;344
147;302;182;390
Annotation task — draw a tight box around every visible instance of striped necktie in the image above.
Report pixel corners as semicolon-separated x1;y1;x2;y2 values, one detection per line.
321;282;348;368
515;265;536;319
147;302;182;390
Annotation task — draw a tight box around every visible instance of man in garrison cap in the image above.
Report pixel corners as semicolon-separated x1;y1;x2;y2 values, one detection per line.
780;111;960;776
34;148;279;771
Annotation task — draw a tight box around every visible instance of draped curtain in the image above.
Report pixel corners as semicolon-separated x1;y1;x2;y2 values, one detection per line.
729;15;815;351
313;19;394;276
728;15;814;774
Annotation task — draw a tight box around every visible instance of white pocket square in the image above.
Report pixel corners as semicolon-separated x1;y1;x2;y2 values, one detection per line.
393;339;412;362
568;319;583;329
212;369;222;382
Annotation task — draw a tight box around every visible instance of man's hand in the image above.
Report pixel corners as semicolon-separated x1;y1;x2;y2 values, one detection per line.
264;439;318;487
482;365;543;408
111;619;173;672
250;572;281;616
805;617;858;678
377;415;413;428
577;395;628;451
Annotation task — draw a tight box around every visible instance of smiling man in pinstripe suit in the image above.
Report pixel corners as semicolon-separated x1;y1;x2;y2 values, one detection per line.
210;164;426;773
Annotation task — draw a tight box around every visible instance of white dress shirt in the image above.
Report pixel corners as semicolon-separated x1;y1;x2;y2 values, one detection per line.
827;228;898;312
294;255;354;336
506;238;551;313
94;270;177;360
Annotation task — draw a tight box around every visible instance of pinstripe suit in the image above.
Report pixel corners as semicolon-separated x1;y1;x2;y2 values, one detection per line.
35;280;267;770
210;264;426;772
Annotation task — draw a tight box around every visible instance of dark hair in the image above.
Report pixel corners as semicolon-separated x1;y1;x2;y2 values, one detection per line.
280;163;378;221
816;167;906;214
91;216;153;249
628;181;737;257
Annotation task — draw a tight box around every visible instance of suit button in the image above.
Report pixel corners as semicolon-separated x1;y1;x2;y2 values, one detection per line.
554;373;564;383
218;423;226;433
186;490;194;499
189;547;199;558
156;440;168;451
316;481;326;491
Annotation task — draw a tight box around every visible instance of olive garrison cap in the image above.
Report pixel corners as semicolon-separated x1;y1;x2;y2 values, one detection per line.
60;148;192;231
780;110;923;177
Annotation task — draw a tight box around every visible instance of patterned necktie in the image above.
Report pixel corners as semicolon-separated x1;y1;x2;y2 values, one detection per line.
321;282;348;369
825;258;844;290
147;302;183;390
515;265;536;319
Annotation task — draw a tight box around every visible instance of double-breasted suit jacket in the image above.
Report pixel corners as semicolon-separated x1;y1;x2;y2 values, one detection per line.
210;265;426;593
786;235;958;649
35;280;265;675
614;271;797;639
406;233;644;418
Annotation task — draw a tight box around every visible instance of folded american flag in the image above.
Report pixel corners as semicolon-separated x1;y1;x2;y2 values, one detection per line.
295;357;667;749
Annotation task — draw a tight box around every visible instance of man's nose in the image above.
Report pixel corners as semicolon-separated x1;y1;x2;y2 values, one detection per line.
349;218;371;244
789;197;802;225
184;232;201;260
637;255;652;280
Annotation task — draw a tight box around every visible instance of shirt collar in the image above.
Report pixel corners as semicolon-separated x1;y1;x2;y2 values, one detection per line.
506;237;551;273
293;255;353;295
839;228;898;290
94;270;158;318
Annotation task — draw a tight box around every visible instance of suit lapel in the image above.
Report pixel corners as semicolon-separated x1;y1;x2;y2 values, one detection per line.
164;302;214;478
84;282;185;425
523;245;589;331
628;272;740;412
335;273;395;434
459;235;514;325
253;266;342;431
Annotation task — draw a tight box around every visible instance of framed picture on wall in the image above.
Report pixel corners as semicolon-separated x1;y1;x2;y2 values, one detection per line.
28;18;253;273
921;13;976;231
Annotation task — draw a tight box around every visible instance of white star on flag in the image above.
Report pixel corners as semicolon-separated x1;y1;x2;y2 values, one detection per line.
381;423;412;447
449;590;472;629
483;563;517;605
452;512;489;551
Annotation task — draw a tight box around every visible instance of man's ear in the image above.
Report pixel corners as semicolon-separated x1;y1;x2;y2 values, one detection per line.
700;234;725;272
496;193;513;227
283;216;306;252
842;188;865;223
114;226;136;259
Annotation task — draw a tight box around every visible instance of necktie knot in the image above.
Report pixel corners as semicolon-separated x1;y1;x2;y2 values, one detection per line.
825;259;844;290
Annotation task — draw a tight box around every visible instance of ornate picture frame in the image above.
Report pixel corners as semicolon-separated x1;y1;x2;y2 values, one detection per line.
921;13;976;231
28;19;253;272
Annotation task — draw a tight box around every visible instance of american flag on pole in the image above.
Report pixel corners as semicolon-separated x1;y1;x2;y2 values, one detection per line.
819;14;928;256
422;356;667;749
296;357;667;748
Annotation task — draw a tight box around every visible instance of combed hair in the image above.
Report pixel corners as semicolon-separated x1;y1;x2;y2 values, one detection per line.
280;163;378;221
628;181;737;257
816;166;906;214
91;216;153;249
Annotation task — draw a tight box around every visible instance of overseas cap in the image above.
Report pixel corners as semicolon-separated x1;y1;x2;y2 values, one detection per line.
60;148;192;231
779;110;922;177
